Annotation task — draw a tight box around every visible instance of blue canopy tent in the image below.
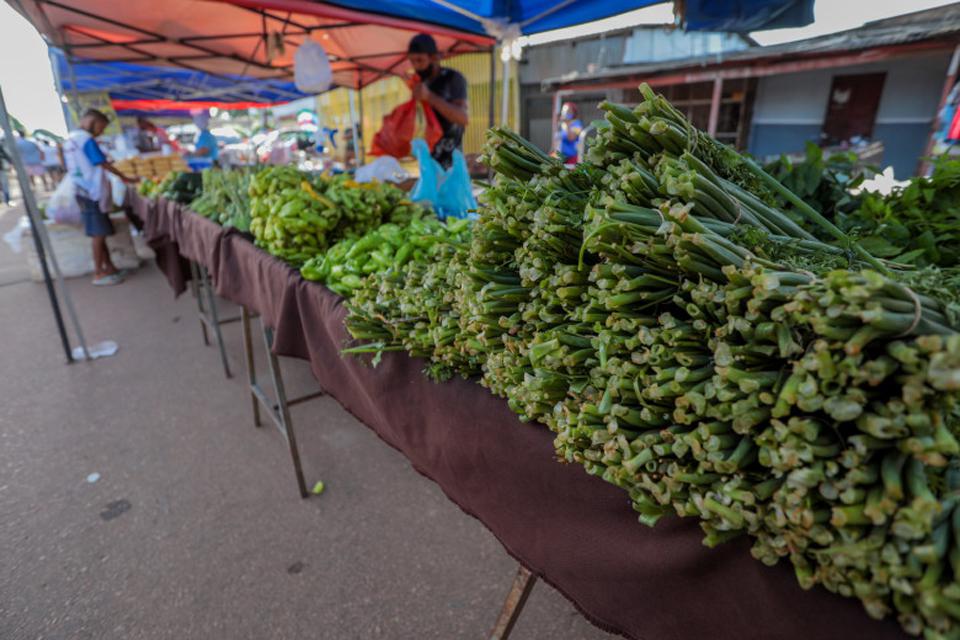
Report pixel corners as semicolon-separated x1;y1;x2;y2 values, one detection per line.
51;48;307;105
239;0;813;36
49;47;309;117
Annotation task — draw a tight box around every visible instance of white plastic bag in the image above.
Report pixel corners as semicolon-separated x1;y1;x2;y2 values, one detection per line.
48;176;82;225
108;173;127;208
354;156;410;184
294;40;333;94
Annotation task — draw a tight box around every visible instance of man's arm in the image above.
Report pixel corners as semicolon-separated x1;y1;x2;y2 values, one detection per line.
426;93;468;127
85;138;135;183
102;161;136;183
412;72;469;127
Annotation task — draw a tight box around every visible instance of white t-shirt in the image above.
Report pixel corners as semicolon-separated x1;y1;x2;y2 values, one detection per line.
63;129;105;200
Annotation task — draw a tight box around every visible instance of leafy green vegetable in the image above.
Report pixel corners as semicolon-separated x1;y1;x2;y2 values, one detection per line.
844;157;960;268
190;169;254;231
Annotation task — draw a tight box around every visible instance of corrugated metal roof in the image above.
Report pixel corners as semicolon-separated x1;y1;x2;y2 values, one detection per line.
543;2;960;90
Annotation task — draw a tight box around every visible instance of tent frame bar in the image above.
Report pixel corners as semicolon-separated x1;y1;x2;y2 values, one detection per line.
0;85;89;363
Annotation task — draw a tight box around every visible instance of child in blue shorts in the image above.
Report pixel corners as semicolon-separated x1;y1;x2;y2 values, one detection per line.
63;109;136;286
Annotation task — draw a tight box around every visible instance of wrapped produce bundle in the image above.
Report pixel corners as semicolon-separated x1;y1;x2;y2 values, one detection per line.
343;83;960;637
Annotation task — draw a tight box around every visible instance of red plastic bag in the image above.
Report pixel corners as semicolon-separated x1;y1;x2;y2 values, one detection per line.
370;99;443;158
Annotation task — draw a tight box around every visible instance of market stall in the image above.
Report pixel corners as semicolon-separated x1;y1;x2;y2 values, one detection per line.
17;1;943;638
135;191;908;640
119;63;960;637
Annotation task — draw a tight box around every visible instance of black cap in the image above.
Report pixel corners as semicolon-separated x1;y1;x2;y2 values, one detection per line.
82;108;110;123
408;33;438;55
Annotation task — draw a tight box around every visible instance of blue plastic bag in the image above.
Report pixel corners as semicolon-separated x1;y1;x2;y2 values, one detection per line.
409;138;477;220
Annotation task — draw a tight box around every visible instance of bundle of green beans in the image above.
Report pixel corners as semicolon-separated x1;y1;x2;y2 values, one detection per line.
343;239;477;380
339;83;960;637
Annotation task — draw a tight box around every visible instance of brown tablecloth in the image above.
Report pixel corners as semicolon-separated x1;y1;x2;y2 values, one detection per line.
135;191;907;640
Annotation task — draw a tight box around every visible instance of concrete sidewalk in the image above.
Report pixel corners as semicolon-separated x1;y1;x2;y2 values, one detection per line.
0;196;615;639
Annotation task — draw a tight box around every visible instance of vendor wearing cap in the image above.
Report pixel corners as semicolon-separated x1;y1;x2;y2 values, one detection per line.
188;110;218;168
407;33;469;169
63;108;136;286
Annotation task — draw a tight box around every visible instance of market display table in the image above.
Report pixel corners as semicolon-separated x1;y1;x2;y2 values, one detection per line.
135;191;907;640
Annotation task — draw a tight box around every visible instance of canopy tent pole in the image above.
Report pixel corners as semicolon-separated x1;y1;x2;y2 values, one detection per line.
64;46;82;111
48;48;74;129
348;88;361;167
488;45;496;130
0;86;88;362
500;47;510;128
357;85;366;165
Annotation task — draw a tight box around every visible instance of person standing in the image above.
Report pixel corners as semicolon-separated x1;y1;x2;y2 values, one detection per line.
553;102;583;164
135;117;180;154
62;108;135;286
188;111;218;169
15;131;48;189
407;33;469;169
41;140;64;184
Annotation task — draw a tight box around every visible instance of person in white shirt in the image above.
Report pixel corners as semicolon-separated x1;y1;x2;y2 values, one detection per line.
62;109;135;286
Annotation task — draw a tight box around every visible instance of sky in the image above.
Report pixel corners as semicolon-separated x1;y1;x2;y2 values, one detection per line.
0;0;957;137
0;2;68;136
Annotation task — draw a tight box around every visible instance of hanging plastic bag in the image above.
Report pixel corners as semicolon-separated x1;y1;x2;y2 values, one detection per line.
437;149;477;219
409;138;477;220
294;40;333;94
370;98;442;158
47;175;82;225
98;170;114;214
409;139;440;205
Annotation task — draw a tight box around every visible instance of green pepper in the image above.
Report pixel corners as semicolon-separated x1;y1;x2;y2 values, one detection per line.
395;242;414;265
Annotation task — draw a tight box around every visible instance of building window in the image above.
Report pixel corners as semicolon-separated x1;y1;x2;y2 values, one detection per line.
821;73;887;145
622;78;755;149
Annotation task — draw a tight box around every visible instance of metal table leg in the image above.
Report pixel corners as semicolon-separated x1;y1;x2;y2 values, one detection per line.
199;263;232;378
241;306;261;427
489;565;537;640
191;261;240;379
240;306;324;499
190;261;209;346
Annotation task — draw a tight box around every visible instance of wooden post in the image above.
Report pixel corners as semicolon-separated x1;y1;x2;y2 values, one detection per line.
488;565;537;640
707;76;723;136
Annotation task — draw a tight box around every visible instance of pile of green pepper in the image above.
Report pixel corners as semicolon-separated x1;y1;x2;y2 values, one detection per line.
300;215;471;298
248;167;422;267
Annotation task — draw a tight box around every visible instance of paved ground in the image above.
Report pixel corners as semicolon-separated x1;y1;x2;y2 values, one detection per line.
0;179;615;640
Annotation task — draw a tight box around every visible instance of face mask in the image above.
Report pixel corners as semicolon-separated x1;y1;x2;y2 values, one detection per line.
416;64;434;81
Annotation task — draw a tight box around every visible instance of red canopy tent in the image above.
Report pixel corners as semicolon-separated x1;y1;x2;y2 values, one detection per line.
10;0;495;90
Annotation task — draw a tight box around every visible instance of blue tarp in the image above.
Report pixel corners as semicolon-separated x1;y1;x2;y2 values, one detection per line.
52;48;308;107
316;0;813;35
679;0;815;32
319;0;659;35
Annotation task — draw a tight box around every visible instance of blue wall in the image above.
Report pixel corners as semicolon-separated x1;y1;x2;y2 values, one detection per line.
746;53;949;177
872;123;931;177
748;124;822;158
749;123;932;177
